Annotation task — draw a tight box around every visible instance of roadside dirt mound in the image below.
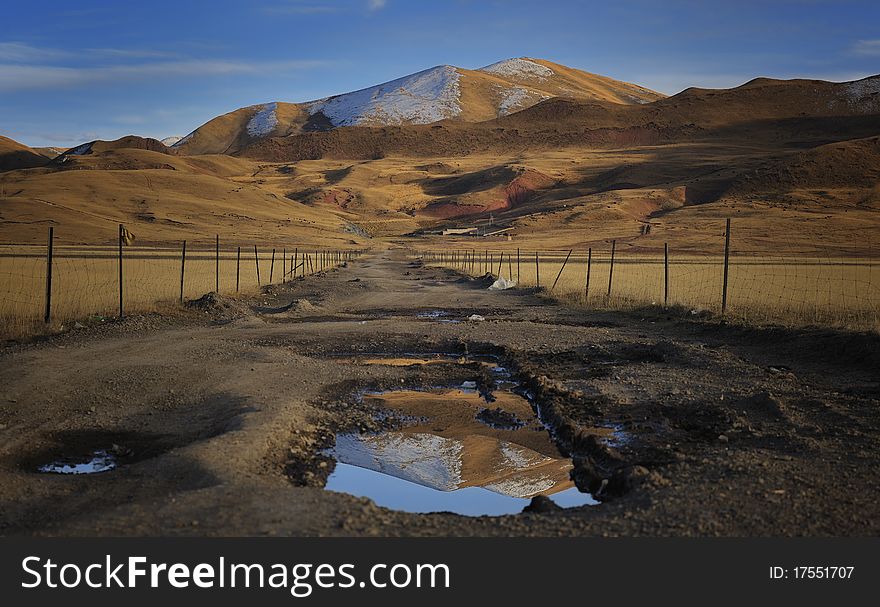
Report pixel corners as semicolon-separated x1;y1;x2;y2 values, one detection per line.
185;292;249;320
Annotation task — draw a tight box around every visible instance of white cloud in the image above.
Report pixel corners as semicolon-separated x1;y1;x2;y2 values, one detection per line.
0;59;329;92
852;39;880;56
262;1;339;14
368;0;386;11
0;42;67;62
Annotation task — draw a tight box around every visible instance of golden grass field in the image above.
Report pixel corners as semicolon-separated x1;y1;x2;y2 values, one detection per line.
0;244;356;338
423;249;880;330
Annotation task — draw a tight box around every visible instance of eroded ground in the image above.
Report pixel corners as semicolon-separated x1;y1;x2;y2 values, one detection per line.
0;249;878;536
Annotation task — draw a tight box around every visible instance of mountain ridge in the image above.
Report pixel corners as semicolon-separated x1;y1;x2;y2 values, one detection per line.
172;57;665;155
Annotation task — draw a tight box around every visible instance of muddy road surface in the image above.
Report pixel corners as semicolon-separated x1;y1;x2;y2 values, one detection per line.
1;248;879;536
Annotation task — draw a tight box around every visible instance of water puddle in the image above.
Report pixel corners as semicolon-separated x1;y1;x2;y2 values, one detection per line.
416;310;461;323
38;450;117;475
323;358;606;515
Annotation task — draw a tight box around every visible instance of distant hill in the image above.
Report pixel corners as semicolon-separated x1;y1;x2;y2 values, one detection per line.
0;135;51;172
172;57;664;155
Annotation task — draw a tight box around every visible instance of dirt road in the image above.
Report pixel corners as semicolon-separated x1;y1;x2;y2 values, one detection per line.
1;248;879;536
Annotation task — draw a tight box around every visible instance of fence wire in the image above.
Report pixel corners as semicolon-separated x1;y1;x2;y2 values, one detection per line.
0;234;363;338
420;220;879;331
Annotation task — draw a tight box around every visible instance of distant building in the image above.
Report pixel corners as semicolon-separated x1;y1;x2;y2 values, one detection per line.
442;227;479;236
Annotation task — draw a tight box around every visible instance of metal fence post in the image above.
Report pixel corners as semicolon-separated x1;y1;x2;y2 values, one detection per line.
551;249;573;292
269;248;276;283
722;218;731;314
585;247;592;300
118;224;124;318
236;246;241;292
44;226;53;323
535;251;540;288
664;242;669;307
254;245;261;285
179;240;187;303
607;239;616;297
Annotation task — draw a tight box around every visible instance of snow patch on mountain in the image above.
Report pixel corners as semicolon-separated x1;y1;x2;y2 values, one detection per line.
496;86;550;116
843;76;880;111
247;102;279;137
480;58;554;81
160;136;183;147
483;475;557;498
173;132;194;147
332;432;463;491
67;142;93;155
308;65;462;127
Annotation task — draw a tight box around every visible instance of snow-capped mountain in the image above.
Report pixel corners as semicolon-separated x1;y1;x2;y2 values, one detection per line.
160;136;183;146
172;57;665;155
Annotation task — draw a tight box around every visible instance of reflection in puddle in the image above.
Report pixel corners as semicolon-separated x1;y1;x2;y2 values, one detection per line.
38;450;116;475
326;462;593;516
324;360;606;515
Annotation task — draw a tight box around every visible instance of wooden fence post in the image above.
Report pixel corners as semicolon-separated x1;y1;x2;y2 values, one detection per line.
254;245;261;285
585;247;592;300
179;240;187;303
496;252;503;277
236;246;241;292
722;218;731;314
44;226;53;323
215;234;219;293
118;224;124;318
551;249;573;292
607;240;616;297
294;248;298;279
282;248;286;283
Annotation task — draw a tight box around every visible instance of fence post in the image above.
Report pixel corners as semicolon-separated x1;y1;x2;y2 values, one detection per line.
664;242;669;307
282;248;286;283
179;240;187;303
551;249;573;292
254;245;261;285
118;224;124;318
722;218;731;315
535;251;540;288
294;248;298;279
44;226;53;323
236;246;241;292
607;240;616;297
507;253;512;280
496;252;503;277
585;247;592;300
269;248;276;283
215;234;219;293
517;248;520;283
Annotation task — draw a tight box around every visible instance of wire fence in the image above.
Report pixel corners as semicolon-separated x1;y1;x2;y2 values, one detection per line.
0;224;366;338
417;219;880;331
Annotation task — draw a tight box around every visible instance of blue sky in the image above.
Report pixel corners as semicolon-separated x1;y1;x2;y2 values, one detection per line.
1;0;878;147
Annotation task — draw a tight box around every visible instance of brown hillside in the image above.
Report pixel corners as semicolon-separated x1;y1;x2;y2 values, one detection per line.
0;136;50;172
